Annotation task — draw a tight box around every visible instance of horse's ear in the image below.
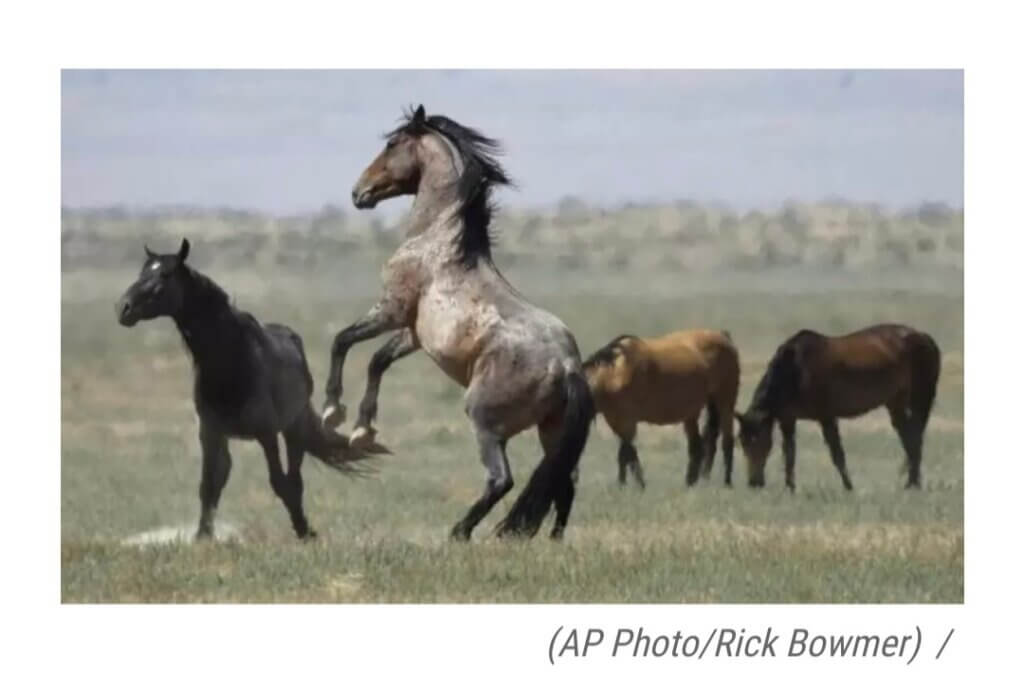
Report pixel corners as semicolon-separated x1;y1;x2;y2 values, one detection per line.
413;104;426;124
177;238;190;263
144;245;156;259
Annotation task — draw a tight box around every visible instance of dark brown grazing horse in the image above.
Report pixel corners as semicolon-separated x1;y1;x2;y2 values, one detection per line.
735;324;940;490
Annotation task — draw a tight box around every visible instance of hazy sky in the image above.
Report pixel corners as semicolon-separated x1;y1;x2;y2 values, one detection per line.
61;70;963;214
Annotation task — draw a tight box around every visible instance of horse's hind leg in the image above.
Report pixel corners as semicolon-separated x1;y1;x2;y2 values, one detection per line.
719;406;736;487
780;417;797;491
258;433;312;539
887;401;923;489
700;400;720;479
819;418;853;491
197;423;232;540
353;328;419;448
283;428;316;538
684;418;705;486
450;426;512;542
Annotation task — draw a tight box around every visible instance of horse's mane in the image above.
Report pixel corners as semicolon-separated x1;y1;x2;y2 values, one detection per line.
174;265;258;367
184;265;231;313
749;330;820;415
582;334;638;370
388;107;512;267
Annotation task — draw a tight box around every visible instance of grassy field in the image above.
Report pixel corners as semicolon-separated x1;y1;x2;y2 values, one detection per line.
61;207;963;603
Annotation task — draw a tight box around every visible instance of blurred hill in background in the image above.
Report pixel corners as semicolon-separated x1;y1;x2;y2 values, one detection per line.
62;199;963;277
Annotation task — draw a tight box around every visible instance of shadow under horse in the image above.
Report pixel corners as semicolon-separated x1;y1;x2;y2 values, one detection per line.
321;105;595;541
116;239;386;540
735;324;941;490
583;329;740;488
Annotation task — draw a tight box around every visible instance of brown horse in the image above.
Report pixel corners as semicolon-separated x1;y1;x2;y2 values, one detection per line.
321;106;594;541
735;324;941;490
583;330;740;488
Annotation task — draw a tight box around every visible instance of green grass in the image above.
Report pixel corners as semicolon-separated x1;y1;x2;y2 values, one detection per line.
61;259;963;603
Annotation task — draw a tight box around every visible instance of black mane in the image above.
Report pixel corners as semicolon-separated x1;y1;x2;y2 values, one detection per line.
582;335;637;370
173;266;253;377
181;265;231;315
747;330;821;416
389;107;512;267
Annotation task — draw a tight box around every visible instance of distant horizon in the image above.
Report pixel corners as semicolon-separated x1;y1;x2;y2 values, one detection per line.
59;195;965;218
62;70;963;215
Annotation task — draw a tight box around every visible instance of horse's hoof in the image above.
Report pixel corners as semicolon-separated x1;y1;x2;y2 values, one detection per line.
449;526;471;542
350;425;376;451
322;403;347;429
300;529;319;541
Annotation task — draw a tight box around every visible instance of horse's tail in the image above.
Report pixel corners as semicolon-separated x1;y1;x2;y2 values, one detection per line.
496;370;595;538
908;331;941;429
298;404;389;478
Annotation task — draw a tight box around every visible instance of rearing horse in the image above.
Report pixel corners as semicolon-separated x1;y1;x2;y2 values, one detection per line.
321;106;594;541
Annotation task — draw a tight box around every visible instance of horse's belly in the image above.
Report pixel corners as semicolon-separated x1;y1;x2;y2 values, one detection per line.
629;374;708;425
823;373;906;418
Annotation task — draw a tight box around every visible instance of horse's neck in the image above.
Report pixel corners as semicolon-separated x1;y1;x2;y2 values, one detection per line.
404;134;463;240
750;362;790;417
404;195;461;244
173;285;246;372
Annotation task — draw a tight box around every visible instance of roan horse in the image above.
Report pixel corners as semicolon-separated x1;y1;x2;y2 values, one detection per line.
116;239;384;540
583;330;740;488
321;106;595;541
735;324;940;490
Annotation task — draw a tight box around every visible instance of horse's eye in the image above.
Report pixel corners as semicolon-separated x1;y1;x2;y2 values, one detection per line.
385;139;398;150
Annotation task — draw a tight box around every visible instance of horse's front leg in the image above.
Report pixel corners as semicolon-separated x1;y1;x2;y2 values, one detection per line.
351;328;420;449
323;302;404;429
196;422;231;540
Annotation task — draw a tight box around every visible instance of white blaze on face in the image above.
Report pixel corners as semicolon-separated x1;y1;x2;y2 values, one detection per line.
148;261;162;272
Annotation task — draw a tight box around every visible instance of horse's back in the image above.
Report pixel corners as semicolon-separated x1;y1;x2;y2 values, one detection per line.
587;330;731;426
826;324;935;371
782;324;937;419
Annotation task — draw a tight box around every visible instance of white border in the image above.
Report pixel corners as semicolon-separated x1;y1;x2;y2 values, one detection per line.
7;0;1019;684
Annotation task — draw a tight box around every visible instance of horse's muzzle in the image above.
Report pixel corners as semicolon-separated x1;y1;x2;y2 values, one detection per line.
351;187;377;210
116;298;137;326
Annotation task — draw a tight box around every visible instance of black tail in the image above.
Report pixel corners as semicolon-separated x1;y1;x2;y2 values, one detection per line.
299;405;387;478
909;332;941;429
496;371;595;538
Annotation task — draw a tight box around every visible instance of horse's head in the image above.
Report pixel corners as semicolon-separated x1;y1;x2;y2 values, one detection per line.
116;239;191;326
352;104;430;209
351;105;509;214
735;410;774;487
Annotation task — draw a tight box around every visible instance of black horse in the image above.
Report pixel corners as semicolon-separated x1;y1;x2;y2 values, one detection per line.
116;239;387;540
